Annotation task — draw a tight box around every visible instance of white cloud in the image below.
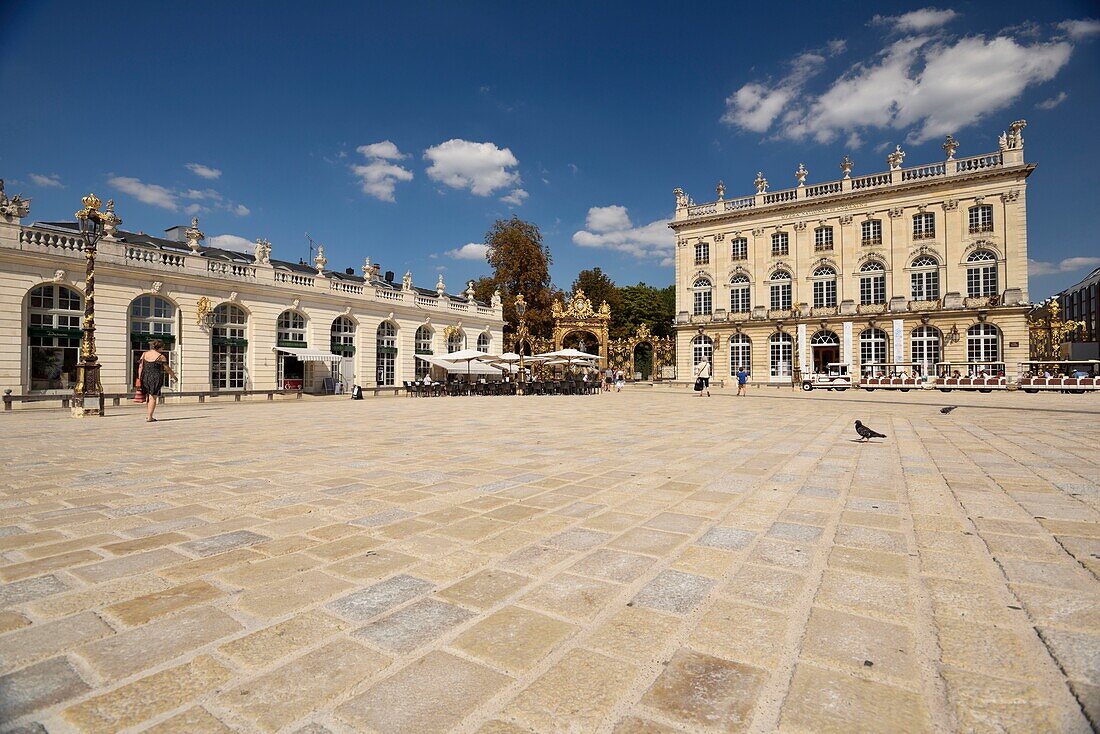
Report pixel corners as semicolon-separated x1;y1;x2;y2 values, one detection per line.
356;141;406;160
184;188;222;201
351;142;413;202
1028;256;1100;277
233;204;250;216
1057;18;1100;40
185;163;222;180
1037;91;1068;109
28;173;63;188
572;206;673;262
585;205;632;233
500;188;528;206
109;176;178;211
445;243;489;260
424;139;520;196
871;7;957;33
724;20;1075;145
207;234;255;253
828;39;847;55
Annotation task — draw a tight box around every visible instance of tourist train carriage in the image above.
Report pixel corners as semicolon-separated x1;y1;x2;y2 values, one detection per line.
933;362;1008;392
857;363;926;392
800;363;852;391
1016;361;1100;394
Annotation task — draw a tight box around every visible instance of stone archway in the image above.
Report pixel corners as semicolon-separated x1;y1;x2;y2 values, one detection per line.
608;323;676;381
552;290;611;367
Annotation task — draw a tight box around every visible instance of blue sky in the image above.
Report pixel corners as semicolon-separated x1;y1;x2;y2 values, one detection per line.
1;1;1098;298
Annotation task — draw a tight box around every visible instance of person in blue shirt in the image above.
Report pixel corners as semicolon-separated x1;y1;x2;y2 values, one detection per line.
736;366;749;396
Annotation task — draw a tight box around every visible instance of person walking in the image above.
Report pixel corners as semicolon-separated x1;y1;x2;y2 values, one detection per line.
615;368;625;392
136;339;176;422
694;359;712;397
736;366;749;397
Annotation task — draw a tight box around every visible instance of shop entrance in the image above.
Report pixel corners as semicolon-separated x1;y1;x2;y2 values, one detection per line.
278;354;305;390
810;330;840;373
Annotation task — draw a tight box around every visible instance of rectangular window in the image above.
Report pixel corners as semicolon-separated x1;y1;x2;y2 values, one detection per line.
913;212;935;240
968;205;994;234
730;285;750;313
911;271;939;301
813;279;837;308
730;237;748;261
771;232;789;257
694;289;712;316
861;220;882;246
814;227;833;251
770;283;792;310
967;266;998;297
694;242;709;266
860;276;886;304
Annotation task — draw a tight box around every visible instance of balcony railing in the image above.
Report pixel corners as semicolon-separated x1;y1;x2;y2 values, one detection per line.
913;231;936;241
814;243;834;252
969;224;994;235
771;248;788;257
207;261;257;279
858;303;887;314
694;258;709;266
861;236;883;247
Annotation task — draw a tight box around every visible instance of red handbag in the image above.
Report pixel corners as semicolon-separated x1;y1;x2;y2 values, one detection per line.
134;378;145;403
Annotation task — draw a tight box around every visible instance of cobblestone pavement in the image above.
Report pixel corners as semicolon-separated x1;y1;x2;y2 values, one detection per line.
1;389;1098;733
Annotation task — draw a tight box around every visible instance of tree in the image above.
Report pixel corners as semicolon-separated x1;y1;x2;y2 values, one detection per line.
571;268;622;327
616;282;676;338
483;216;555;337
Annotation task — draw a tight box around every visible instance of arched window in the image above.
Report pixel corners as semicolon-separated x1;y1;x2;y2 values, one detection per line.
377;322;397;385
859;327;888;369
910;326;941;375
810;330;839;345
729;334;751;376
477;332;490;351
730;275;751;313
447;329;465;353
967;323;1000;364
769;332;793;378
130;295;176;387
28;284;83;391
966;250;998;297
212;304;247;390
414;326;433;380
859;261;886;304
331;316;355;356
691;335;713;368
693;277;713;316
910;255;939;301
811;266;837;308
276;310;307;347
769;270;792;310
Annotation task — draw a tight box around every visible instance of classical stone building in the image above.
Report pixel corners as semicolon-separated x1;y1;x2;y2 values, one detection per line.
1058;266;1099;358
0;189;504;397
670;121;1033;383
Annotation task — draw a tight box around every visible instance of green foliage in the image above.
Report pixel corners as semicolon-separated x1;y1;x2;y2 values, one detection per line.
571;268;621;320
615;282;676;338
482;216;555;337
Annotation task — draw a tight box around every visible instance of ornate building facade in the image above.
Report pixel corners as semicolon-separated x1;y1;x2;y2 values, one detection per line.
670;122;1033;383
0;189;504;396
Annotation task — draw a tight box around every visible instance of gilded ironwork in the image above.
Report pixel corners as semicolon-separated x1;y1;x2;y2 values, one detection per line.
1028;300;1084;361
72;193;117;415
196;296;215;327
551;289;611;367
607;323;675;381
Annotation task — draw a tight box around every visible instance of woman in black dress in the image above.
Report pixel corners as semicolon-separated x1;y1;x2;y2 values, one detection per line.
137;339;176;422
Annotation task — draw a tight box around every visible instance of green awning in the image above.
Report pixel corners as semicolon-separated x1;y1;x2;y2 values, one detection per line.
377;346;398;355
213;336;249;347
331;343;356;356
277;339;308;349
130;332;176;347
28;326;82;340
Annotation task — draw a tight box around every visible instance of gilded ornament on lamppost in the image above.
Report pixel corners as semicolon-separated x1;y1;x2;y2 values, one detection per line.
1028;300;1084;361
72;194;114;417
513;295;530;390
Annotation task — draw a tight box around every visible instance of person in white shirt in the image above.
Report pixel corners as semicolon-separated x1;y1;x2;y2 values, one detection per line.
694;360;712;397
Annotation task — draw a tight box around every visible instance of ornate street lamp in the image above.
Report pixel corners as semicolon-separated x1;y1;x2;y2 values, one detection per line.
72;194;118;417
514;295;530;392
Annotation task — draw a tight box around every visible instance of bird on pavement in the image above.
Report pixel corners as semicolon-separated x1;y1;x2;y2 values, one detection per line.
854;420;887;442
940;405;957;414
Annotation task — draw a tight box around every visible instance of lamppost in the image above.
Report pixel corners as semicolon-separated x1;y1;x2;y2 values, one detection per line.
72;194;116;417
514;295;530;393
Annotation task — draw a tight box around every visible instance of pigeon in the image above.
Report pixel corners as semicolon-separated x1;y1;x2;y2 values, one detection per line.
940;405;957;414
854;420;887;442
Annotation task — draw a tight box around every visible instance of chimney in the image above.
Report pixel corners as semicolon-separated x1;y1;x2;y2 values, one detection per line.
345;267;354;275
163;225;189;242
384;270;395;283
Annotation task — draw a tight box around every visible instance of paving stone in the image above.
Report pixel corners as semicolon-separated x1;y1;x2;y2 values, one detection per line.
20;533;119;559
696;527;756;551
522;573;620;620
0;656;90;724
145;706;233;733
632;569;714;615
0;550;101;582
828;546;908;578
437;569;532;609
936;617;1042;681
815;568;912;620
941;666;1060;733
687;599;788;667
451;605;577;672
802;606;916;680
63;655;231;733
0;610;31;633
779;662;931;733
327;574;433;621
611;715;681;733
644;512;707;534
767;521;824;543
543;528;613;550
26;573;170;619
218;641;389;732
0;612;113;669
640;648;766;731
101;532;190;555
337;650;511;732
609;527;690;556
158;547;264;582
220;609;349;667
723;563;805;609
216;552;321;588
179;530;270;557
355;597;475;653
303;533;381;560
235;569;354;619
71;548;187;583
503;648;637;732
77;606;242;681
588;606;680;661
1038;627;1100;686
104;579;223;625
0;574;68;607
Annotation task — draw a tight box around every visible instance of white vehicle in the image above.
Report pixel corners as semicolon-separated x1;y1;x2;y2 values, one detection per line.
1016;360;1100;394
858;363;927;392
932;362;1008;392
801;363;853;391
